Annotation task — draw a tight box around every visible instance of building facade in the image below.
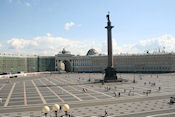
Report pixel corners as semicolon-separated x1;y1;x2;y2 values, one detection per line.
0;54;55;74
1;49;175;74
55;49;175;73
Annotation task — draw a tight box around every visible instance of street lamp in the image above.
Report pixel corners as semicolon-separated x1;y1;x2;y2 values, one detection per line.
52;104;60;117
62;104;70;116
42;106;50;117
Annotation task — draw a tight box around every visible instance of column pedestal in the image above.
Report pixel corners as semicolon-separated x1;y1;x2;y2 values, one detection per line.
104;67;117;82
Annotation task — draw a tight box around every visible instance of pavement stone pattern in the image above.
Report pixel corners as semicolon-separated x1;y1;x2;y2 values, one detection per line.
0;98;174;117
0;73;175;116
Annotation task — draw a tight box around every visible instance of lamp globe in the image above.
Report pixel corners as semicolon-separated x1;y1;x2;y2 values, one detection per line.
52;104;60;111
42;106;50;114
62;104;70;112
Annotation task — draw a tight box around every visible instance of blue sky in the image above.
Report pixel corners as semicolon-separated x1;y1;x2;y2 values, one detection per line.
0;0;175;55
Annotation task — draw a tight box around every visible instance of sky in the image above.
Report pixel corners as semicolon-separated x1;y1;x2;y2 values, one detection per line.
0;0;175;55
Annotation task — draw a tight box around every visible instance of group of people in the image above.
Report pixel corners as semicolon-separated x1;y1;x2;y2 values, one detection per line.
83;74;163;98
105;86;111;91
82;88;88;93
104;86;123;97
150;82;156;86
114;92;120;97
144;80;162;93
105;85;136;97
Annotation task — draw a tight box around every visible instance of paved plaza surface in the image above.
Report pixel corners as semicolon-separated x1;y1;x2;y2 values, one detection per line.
0;73;175;117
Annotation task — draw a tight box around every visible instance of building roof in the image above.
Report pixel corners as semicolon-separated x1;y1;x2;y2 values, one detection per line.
86;49;98;56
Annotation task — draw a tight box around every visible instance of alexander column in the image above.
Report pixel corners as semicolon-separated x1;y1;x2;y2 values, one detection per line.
104;13;117;82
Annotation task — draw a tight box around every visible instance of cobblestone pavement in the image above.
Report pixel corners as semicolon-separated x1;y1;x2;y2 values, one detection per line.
0;73;175;116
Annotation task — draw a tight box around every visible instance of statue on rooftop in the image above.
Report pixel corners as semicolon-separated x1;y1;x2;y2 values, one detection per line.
106;12;110;22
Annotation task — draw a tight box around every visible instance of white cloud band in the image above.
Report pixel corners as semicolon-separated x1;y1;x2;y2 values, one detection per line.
1;34;175;55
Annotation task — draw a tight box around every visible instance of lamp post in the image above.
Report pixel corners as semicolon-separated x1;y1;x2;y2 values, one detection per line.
42;106;50;117
52;104;60;117
62;104;70;116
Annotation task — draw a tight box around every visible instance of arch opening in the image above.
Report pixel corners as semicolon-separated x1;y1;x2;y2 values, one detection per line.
63;60;71;72
56;60;72;72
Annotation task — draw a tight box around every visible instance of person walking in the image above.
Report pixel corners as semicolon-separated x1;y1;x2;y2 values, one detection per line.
118;92;121;97
114;92;117;97
0;97;2;104
104;110;108;116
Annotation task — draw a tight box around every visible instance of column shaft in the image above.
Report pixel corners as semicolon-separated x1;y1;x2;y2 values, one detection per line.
107;28;113;67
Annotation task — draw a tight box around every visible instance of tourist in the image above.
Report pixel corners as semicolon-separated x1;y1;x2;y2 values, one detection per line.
107;87;109;91
82;88;85;93
124;89;126;93
118;92;120;97
114;92;117;97
104;110;108;116
0;97;2;104
140;77;142;80
83;88;86;93
133;79;136;83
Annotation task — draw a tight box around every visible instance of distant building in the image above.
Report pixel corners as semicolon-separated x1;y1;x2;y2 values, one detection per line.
55;49;175;73
1;48;175;74
0;54;55;74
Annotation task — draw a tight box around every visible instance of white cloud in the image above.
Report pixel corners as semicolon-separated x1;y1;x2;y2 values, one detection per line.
46;33;51;37
64;22;75;30
5;34;97;55
26;2;30;7
7;38;38;49
2;34;175;56
112;34;175;54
